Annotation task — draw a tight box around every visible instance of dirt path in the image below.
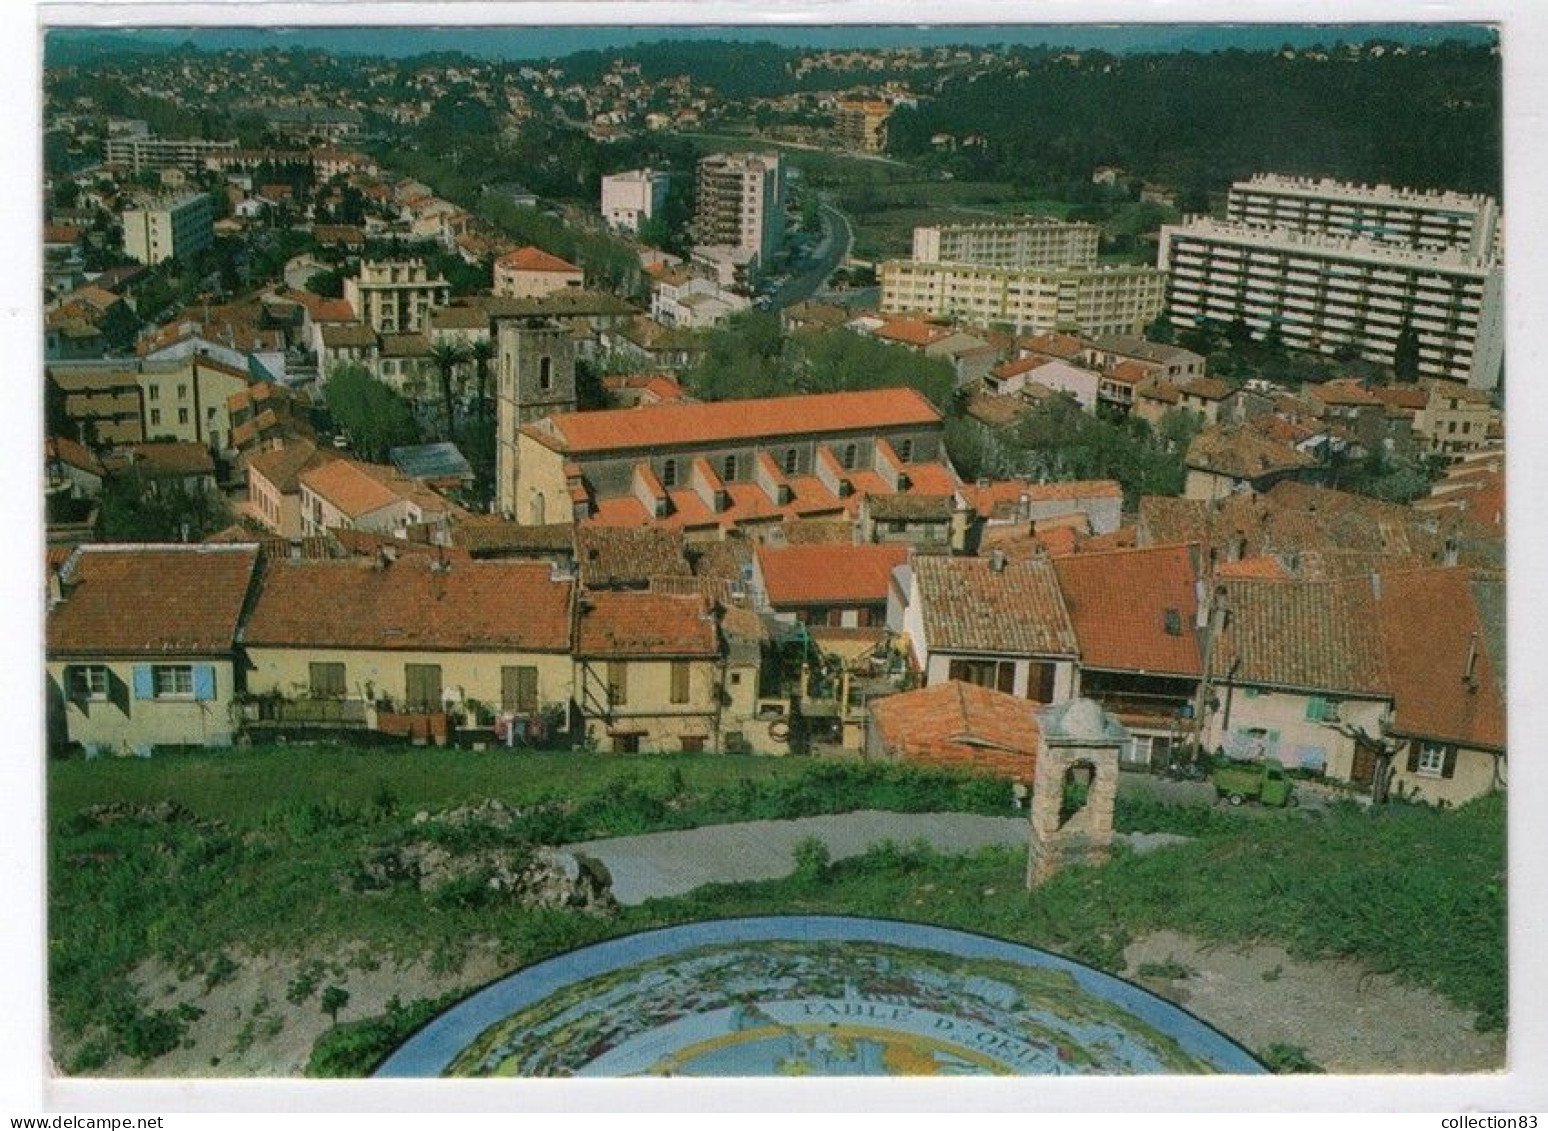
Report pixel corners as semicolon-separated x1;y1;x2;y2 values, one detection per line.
1123;930;1505;1073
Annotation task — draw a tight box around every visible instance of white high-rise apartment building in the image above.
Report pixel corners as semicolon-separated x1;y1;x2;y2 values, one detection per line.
692;152;784;265
881;259;1166;338
120;193;215;265
1226;174;1502;261
911;219;1100;271
600;168;670;233
1157;218;1504;389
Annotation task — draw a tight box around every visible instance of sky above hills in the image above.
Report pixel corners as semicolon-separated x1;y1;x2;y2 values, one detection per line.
45;23;1497;63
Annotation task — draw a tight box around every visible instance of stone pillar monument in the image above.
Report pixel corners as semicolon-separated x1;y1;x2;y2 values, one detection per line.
1026;698;1127;888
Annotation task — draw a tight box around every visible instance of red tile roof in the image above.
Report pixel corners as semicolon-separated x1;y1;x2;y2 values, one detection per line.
1053;544;1203;676
244;556;572;651
46;436;103;477
1210;576;1387;697
47;545;259;656
756;543;908;608
246;440;338;494
535;388;942;455
962;479;1123;520
913;555;1077;656
1377;568;1504;751
874;318;949;348
575;590;718;658
497;245;582;274
871;681;1041;780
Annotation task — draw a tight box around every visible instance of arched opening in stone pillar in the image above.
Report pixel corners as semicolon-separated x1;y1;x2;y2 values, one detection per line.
1057;760;1098;830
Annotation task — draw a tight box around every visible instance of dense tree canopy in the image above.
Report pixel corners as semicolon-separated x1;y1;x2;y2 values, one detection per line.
685;313;956;413
323;364;421;462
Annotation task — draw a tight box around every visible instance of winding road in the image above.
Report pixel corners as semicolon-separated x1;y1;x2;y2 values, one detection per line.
563;809;1188;905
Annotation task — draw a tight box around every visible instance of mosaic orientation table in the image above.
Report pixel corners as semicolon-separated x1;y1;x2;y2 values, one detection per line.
376;916;1264;1077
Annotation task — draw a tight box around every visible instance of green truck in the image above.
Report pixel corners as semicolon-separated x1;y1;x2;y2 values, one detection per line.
1212;757;1296;807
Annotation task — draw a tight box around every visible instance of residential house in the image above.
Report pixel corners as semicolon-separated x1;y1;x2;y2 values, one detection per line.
1412;380;1500;457
1053;544;1204;767
46;544;260;754
1375;568;1505;805
904;553;1079;704
752;542;909;628
1175;377;1233;426
1204;575;1391;779
961;479;1125;541
103;441;218;496
987;356;1098;410
241;556;575;739
345;260;451;335
299;457;465;540
858;493;963;550
1184;424;1321;501
494;246;585;300
45;436;105;500
650;269;750;329
572;590;730;753
245;439;340;538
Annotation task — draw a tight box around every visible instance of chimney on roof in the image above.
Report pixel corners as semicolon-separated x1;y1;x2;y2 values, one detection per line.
376;545;397;568
1443;535;1459;568
1369;572;1382;600
1464;631;1480;690
989;548;1007;574
1018;493;1031;523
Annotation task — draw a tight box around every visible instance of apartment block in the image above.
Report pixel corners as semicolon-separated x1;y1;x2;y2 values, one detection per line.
1157;218;1504;389
880;259;1166;337
692;151;784;264
912;219;1100;271
105;135;238;174
834;101;892;154
1226;173;1502;261
601;168;670;233
120;193;215;265
344;259;452;335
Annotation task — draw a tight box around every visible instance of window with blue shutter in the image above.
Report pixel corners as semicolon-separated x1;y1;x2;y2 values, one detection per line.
192;665;216;701
1305;697;1326;721
132;665;154;700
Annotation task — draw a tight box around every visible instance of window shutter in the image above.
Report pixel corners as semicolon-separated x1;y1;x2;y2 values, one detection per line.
192;665;217;701
1305;697;1325;722
1406;742;1421;773
132;665;154;700
1442;746;1458;779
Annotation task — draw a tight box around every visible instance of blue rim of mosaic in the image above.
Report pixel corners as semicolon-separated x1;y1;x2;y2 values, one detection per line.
375;916;1267;1076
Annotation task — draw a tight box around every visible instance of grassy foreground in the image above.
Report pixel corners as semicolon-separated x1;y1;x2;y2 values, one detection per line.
45;746;1505;1074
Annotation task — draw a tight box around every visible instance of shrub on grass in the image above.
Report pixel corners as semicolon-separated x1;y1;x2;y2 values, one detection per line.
791;837;831;887
306;992;460;1077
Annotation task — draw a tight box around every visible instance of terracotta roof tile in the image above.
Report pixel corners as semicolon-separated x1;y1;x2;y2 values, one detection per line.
872;681;1042;780
577;526;692;588
1053;544;1203;676
913;555;1076;656
244;556;572;652
1186;424;1318;480
757;543;908;608
47;545;258;656
1210;575;1387;697
246;440;338;494
1377;568;1505;750
575;590;718;658
497;246;582;273
537;388;942;455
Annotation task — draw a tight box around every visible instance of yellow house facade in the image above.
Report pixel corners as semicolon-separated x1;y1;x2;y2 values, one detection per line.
45;543;260;755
